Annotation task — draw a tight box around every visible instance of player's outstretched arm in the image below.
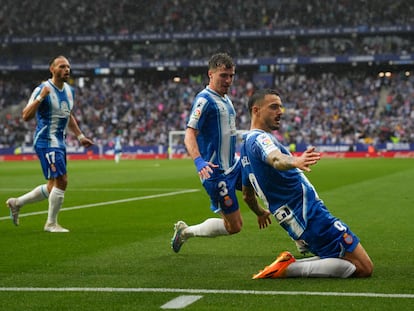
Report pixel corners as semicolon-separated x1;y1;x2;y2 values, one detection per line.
242;185;272;229
295;146;321;172
266;146;320;172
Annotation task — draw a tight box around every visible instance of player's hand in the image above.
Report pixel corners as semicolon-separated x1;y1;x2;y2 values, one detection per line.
297;146;321;172
39;85;51;99
257;209;272;229
194;156;218;179
79;136;94;148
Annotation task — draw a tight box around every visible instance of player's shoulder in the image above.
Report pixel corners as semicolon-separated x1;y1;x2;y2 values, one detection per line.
63;82;74;91
246;131;278;152
245;129;268;143
192;90;212;109
35;80;48;90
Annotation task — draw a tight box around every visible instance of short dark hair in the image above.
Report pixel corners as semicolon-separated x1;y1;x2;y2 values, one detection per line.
49;55;67;67
248;89;281;114
208;53;235;70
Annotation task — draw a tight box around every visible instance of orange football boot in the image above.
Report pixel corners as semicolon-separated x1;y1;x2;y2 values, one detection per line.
252;251;296;279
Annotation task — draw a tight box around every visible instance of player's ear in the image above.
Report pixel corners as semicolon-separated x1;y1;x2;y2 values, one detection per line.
252;104;260;115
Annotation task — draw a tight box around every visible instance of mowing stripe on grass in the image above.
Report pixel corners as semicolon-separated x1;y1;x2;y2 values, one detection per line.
0;189;200;221
0;287;412;299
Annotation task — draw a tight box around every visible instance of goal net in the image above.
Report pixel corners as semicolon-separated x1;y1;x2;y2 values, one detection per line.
168;130;248;159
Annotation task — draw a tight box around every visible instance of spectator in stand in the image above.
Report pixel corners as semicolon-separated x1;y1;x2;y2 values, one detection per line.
1;0;413;36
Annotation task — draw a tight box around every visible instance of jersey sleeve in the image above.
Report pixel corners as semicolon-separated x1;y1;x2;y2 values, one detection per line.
255;132;280;161
26;84;43;107
187;96;208;130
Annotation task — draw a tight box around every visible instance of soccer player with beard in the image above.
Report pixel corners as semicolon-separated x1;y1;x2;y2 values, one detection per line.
6;56;93;232
241;89;373;278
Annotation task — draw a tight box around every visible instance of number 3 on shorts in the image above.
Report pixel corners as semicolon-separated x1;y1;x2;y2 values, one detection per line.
218;181;229;197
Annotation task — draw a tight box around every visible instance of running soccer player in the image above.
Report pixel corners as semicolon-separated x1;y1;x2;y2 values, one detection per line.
6;56;93;232
171;53;271;252
114;132;123;163
241;88;373;278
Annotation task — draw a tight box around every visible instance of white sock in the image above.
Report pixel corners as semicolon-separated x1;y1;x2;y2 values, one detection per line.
286;257;356;278
47;187;65;224
184;218;229;238
16;184;49;207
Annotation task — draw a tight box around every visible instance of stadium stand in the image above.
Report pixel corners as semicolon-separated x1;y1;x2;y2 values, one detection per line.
0;0;413;153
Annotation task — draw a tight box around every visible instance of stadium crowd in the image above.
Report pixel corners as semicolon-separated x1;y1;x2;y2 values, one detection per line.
0;0;413;150
1;70;413;150
1;0;413;64
2;0;413;36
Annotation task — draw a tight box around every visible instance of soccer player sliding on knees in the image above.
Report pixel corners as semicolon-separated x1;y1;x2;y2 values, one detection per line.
241;88;373;279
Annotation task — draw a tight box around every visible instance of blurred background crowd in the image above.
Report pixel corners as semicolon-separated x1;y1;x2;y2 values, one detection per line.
0;0;413;151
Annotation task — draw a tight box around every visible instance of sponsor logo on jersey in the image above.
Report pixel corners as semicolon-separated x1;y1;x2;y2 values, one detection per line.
241;156;250;167
258;135;272;145
257;133;278;154
192;108;201;119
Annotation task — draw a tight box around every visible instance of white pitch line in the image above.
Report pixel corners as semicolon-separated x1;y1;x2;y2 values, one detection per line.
0;287;412;299
0;189;199;221
161;295;203;309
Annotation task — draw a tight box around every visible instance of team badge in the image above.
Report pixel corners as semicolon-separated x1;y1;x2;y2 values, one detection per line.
224;195;233;207
343;233;353;245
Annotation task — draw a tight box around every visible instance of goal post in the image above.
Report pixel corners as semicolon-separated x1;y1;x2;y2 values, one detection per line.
168;130;187;159
167;130;248;159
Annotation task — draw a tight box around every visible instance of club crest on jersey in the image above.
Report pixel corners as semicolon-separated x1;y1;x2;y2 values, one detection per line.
224;195;233;207
60;101;71;114
343;233;353;245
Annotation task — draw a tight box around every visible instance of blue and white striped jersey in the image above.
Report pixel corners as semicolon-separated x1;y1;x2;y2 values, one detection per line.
241;129;360;254
28;80;74;149
114;135;122;153
241;129;323;238
187;86;237;171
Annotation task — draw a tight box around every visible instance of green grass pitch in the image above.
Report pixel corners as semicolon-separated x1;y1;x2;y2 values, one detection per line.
0;158;413;310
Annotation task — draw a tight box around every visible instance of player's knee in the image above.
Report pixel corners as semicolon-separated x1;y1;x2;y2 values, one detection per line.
226;221;242;234
355;261;374;278
227;226;241;235
361;262;374;277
